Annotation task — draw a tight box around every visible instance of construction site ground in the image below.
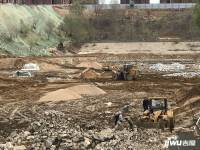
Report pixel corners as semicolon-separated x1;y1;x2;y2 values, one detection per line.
0;42;200;149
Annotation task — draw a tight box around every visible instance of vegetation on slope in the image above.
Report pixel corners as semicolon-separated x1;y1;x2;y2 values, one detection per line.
1;2;200;56
0;4;62;56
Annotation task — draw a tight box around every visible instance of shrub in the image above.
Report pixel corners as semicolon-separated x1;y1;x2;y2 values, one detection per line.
194;0;200;29
59;0;94;46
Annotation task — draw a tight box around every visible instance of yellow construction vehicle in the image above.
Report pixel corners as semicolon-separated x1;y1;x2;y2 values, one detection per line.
112;64;138;81
140;97;175;132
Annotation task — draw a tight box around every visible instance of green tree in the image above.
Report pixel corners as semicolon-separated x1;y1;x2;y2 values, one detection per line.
193;0;200;28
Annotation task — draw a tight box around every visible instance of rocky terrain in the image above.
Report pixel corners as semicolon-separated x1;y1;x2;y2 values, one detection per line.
0;43;199;149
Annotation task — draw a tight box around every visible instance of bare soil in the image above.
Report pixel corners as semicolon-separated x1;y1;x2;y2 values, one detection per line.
0;42;199;149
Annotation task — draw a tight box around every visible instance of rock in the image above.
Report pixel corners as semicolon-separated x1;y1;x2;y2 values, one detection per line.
98;128;114;139
50;145;56;149
6;142;13;149
13;145;26;150
41;135;48;139
86;105;96;112
10;131;18;138
45;138;55;148
104;102;112;107
23;131;31;137
59;134;67;138
72;137;81;143
86;121;96;130
83;137;91;147
0;144;6;148
27;135;34;140
67;117;72;121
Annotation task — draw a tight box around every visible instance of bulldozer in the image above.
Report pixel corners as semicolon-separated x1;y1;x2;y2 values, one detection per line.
112;64;138;81
140;97;175;132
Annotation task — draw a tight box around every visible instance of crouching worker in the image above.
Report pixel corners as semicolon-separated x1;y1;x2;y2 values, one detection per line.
114;111;123;127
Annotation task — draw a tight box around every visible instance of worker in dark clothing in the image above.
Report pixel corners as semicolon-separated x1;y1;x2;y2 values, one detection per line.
148;99;153;113
164;98;168;112
114;111;123;126
130;0;135;8
16;71;20;76
143;97;149;111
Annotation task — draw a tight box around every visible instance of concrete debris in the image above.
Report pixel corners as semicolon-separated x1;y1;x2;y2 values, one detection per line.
150;63;185;72
21;63;40;71
13;145;26;150
163;72;200;78
0;143;26;150
104;102;112;107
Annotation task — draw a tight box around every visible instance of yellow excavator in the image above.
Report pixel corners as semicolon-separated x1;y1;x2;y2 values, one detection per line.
140;97;175;132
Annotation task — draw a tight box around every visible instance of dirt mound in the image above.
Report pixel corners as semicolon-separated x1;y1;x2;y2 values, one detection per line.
39;84;106;103
67;84;106;96
39;89;82;103
183;96;200;106
39;62;63;72
76;61;102;70
80;69;101;79
174;86;200;127
176;86;200;105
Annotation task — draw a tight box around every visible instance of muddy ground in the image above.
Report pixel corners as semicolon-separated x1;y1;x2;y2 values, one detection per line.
0;45;199;149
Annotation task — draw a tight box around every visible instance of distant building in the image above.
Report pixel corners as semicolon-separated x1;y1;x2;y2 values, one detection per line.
98;0;120;4
160;0;195;3
0;0;195;4
120;0;194;4
134;0;149;3
0;0;69;4
150;0;159;3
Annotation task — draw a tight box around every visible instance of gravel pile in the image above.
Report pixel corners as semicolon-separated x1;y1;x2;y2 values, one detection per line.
163;72;200;78
149;63;185;72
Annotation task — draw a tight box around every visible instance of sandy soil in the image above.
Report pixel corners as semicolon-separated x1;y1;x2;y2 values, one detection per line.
39;84;106;103
79;42;200;55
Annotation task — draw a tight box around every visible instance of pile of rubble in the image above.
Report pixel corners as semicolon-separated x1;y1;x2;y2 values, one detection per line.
163;72;200;78
0;109;164;150
149;63;185;72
